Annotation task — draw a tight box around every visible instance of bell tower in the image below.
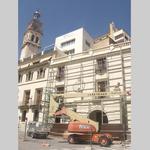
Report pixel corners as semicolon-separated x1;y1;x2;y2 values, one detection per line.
20;10;42;60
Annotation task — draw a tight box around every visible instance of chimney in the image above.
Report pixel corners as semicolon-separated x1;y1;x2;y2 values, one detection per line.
109;22;116;35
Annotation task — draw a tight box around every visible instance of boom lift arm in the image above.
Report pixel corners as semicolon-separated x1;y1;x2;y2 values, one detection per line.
49;94;99;131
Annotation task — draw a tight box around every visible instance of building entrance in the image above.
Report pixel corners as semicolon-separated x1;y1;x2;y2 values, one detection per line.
89;110;108;131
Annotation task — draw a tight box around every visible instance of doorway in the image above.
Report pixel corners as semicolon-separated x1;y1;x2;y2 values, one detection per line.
89;110;108;131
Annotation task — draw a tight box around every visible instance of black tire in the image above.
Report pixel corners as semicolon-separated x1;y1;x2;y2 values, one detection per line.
99;136;110;147
31;133;36;138
68;135;77;144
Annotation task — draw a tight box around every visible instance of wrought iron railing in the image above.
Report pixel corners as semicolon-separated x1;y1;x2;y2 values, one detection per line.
95;64;107;74
55;72;65;81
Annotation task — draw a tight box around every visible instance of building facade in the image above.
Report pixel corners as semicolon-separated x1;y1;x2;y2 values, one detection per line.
18;11;131;131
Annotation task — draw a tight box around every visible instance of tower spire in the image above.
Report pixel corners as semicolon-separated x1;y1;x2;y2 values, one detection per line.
20;10;43;60
33;10;41;20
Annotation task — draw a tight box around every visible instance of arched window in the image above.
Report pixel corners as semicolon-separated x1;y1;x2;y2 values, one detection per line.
35;37;39;43
31;34;35;42
26;71;33;81
37;68;45;79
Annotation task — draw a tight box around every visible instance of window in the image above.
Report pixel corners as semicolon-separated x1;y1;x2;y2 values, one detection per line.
23;90;30;105
64;49;75;55
125;36;129;41
21;110;27;122
18;74;23;83
35;88;43;105
31;34;35;42
97;81;107;98
61;39;75;48
37;68;45;79
26;71;33;81
33;110;39;122
56;86;64;94
35;36;39;43
115;33;123;40
97;81;107;92
95;57;107;74
85;40;90;47
116;39;124;43
56;66;65;81
56;86;64;109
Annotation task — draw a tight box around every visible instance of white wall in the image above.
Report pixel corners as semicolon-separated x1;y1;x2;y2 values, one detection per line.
54;28;93;54
83;28;93;51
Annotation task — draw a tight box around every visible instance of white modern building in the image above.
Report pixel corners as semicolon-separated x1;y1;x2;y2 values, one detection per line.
54;28;93;55
18;11;131;132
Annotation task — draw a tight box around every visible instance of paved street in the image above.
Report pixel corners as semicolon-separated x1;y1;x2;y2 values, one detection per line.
18;131;131;150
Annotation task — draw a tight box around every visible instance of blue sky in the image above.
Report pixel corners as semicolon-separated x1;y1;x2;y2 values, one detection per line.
19;0;130;56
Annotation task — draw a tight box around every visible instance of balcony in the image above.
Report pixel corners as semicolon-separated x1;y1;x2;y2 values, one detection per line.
30;101;42;110
37;74;45;79
55;72;65;81
18;101;29;110
95;64;107;75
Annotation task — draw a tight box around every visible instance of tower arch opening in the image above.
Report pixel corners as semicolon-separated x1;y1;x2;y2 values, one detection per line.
89;110;108;131
31;34;35;42
35;36;39;43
